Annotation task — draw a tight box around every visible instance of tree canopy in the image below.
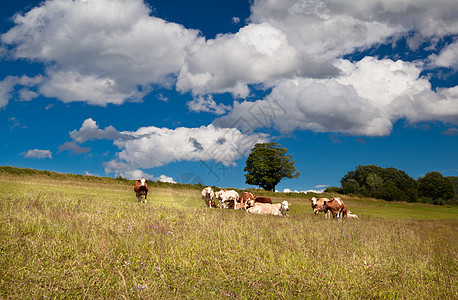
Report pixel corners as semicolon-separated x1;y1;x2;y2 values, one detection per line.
244;142;300;191
418;171;455;204
340;165;418;202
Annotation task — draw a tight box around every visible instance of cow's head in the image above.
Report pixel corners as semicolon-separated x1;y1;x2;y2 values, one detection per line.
138;178;148;186
281;201;290;211
309;197;317;206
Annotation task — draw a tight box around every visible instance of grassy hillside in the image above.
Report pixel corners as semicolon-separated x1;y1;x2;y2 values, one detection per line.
0;168;457;299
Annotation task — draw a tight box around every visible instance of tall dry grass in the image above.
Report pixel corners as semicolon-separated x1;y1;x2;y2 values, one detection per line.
0;179;457;299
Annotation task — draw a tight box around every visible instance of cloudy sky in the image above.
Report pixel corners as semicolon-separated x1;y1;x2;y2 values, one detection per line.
1;0;457;192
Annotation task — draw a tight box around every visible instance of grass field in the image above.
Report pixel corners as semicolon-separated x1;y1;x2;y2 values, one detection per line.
0;172;457;299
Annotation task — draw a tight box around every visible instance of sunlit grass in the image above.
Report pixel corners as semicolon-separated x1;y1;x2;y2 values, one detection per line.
0;176;457;299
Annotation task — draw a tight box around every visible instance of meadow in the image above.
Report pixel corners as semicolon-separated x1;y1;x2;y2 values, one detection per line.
0;171;457;299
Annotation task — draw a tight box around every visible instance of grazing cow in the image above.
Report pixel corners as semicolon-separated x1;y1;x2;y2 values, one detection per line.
323;197;346;220
201;187;215;208
215;189;240;209
346;210;358;219
254;196;272;204
134;178;148;203
309;197;331;218
246;201;290;216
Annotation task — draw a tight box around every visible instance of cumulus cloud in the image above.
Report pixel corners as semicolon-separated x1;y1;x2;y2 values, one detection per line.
108;124;269;174
215;57;458;136
23;149;52;159
1;0;457;138
68;118;268;176
187;95;231;115
250;0;458;55
428;41;458;70
2;0;198;106
70;118;120;143
157;175;177;183
177;23;338;97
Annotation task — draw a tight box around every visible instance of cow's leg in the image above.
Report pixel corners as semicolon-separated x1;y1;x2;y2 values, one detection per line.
234;200;238;210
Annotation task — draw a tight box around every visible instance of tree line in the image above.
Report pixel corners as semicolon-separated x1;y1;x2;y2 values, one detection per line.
243;144;456;205
327;165;457;205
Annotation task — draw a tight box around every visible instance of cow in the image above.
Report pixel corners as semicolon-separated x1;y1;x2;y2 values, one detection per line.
346;210;358;219
215;189;240;209
201;187;215;208
254;196;272;204
240;191;255;203
309;197;331;218
246;201;290;216
323;197;346;220
134;178;148;203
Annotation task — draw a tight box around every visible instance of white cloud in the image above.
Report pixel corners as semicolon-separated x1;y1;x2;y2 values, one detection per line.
176;22;338;97
2;0;198;106
215;57;458;136
23;149;52;159
232;17;241;24
250;0;458;55
187;95;231;115
428;41;458;70
157;175;177;183
108;124;269;173
70;118;120;143
0;75;42;108
68;118;268;176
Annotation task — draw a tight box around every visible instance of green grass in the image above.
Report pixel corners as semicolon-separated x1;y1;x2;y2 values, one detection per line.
0;173;457;299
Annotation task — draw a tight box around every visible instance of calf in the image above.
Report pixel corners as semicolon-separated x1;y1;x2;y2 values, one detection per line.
323;197;345;220
246;201;290;216
346;210;358;219
201;187;215;208
309;197;331;218
134;178;148;203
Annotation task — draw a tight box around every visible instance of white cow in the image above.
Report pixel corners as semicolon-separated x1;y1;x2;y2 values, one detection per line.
346;210;359;219
201;187;215;208
246;201;290;216
215;189;240;209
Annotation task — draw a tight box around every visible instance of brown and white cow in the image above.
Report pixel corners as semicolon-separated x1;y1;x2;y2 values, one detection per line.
240;192;255;203
201;187;215;208
246;201;290;216
309;197;331;218
215;189;240;209
323;197;346;220
134;178;148;203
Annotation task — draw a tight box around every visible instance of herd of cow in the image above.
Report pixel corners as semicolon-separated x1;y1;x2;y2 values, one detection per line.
133;178;358;219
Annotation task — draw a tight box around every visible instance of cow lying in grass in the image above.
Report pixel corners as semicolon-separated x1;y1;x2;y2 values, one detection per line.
134;178;148;203
246;201;290;216
346;210;358;219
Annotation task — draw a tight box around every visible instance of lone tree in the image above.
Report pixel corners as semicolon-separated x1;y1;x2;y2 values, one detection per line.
244;142;300;191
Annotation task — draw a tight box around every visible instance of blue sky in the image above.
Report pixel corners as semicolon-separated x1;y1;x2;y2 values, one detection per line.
1;0;457;192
